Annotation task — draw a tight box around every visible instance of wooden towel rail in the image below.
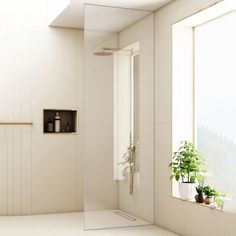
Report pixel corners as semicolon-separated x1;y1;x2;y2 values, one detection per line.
0;122;33;125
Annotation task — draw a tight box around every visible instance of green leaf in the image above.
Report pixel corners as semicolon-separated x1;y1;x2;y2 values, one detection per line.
220;192;228;198
197;175;203;184
169;175;175;181
215;198;223;210
190;176;196;183
175;174;180;182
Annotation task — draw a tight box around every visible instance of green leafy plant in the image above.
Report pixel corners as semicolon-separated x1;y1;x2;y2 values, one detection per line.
169;141;206;183
201;185;228;209
118;134;137;195
203;185;216;198
118;143;136;177
213;191;228;210
195;185;205;203
195;185;204;196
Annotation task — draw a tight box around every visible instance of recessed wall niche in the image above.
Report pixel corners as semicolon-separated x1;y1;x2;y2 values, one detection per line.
43;109;77;134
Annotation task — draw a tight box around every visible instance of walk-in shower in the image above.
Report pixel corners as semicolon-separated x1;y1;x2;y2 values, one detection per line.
84;4;155;230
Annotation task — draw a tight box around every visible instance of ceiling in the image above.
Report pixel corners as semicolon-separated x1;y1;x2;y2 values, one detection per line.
85;5;151;32
50;0;173;29
84;0;173;11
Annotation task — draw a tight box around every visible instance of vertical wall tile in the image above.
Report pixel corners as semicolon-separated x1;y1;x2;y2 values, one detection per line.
7;127;14;215
0;127;8;216
21;126;32;215
13;126;22;215
0;31;32;215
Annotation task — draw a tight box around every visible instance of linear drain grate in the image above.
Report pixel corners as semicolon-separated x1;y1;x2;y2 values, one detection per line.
113;211;137;221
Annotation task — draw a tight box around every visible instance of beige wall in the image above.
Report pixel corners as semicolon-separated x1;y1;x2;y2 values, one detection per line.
154;0;236;235
32;29;83;214
0;0;83;215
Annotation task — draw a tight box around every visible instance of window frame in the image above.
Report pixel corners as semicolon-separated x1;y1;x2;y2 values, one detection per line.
171;1;236;199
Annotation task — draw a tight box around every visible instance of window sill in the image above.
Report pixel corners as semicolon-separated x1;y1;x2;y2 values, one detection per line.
172;196;222;211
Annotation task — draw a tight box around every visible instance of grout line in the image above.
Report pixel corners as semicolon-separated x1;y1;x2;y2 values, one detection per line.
153;11;156;224
6;127;9;216
20;127;22;215
75;32;79;211
13;127;14;216
30;31;33;216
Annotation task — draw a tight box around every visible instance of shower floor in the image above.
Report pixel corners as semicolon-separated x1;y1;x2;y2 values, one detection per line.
84;209;151;230
0;212;178;236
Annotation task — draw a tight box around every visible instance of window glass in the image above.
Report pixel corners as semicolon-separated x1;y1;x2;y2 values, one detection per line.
195;11;236;211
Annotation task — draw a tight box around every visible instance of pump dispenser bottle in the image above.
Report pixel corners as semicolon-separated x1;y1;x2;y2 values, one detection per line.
54;112;60;133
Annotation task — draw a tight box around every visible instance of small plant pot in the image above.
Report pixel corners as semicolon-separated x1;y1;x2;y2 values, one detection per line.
205;197;212;205
195;194;204;203
179;182;195;200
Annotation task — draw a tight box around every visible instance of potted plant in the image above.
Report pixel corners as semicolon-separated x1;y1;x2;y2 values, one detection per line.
213;191;229;210
203;185;216;205
169;141;206;200
195;185;204;203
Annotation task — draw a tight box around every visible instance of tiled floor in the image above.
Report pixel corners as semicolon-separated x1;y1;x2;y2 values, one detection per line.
0;212;178;236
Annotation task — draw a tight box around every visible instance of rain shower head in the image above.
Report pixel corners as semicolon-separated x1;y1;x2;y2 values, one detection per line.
93;47;117;56
94;50;113;56
94;47;133;56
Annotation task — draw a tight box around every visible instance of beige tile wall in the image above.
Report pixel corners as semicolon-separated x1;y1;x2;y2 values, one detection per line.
0;0;83;215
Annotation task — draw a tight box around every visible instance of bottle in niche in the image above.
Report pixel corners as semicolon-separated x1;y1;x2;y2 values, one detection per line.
66;122;70;132
47;119;54;132
54;112;60;133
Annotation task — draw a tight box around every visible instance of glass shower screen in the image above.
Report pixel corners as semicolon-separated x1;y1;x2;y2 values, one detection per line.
84;4;155;230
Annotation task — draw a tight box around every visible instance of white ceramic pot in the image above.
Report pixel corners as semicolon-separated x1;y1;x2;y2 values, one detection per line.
179;182;195;200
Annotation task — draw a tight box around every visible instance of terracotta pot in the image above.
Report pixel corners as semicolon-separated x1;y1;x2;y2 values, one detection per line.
195;194;204;203
205;197;212;205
